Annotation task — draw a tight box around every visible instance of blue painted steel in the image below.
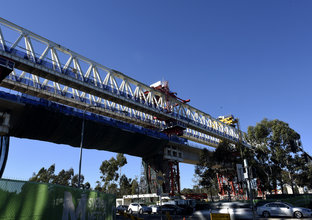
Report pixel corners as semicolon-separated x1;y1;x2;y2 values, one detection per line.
0;41;245;146
0;90;187;146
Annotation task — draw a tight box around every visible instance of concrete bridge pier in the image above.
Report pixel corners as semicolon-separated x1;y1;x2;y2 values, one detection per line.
143;152;181;196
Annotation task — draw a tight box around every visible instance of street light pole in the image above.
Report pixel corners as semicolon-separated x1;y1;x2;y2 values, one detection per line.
237;118;256;220
78;105;94;188
78;112;85;188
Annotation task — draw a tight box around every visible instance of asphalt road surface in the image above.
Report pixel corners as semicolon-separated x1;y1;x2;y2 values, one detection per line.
116;213;189;220
116;214;312;220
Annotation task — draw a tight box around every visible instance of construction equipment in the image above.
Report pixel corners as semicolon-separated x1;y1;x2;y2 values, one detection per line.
146;81;190;136
149;81;190;104
218;115;238;128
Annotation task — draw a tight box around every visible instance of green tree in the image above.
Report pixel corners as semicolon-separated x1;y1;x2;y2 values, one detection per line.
213;141;238;167
94;181;103;192
52;168;74;186
29;164;89;188
246;119;302;194
131;179;139;195
29;164;55;183
71;174;81;188
107;183;118;194
119;174;132;196
180;188;195;194
196;142;236;200
99;153;127;192
84;182;91;190
71;174;90;189
294;154;312;189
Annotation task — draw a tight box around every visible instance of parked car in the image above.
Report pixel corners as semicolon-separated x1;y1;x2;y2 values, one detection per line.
116;205;128;213
159;204;184;215
127;203;152;214
256;202;312;218
192;202;254;220
149;204;160;214
177;204;195;215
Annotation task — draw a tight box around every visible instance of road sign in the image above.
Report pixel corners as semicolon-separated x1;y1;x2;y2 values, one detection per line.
210;213;231;220
236;163;244;182
251;178;257;189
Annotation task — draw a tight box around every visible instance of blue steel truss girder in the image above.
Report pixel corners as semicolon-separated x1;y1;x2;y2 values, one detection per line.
1;76;162;129
0;17;248;147
1;74;246;147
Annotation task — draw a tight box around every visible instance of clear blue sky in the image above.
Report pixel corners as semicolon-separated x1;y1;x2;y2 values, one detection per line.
1;0;312;190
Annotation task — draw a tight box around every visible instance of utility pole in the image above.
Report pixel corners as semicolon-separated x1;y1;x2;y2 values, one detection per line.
236;118;255;220
78;105;94;188
135;175;140;218
78;110;86;188
244;159;256;220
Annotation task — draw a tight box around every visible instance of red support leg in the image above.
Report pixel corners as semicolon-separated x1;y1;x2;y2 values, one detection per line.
217;173;223;195
230;180;236;196
176;161;180;194
257;178;263;197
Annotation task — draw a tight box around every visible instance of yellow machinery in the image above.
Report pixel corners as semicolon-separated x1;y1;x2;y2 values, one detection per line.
218;115;238;127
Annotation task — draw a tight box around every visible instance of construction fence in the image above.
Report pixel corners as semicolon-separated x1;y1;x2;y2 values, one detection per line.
265;193;312;208
0;178;115;220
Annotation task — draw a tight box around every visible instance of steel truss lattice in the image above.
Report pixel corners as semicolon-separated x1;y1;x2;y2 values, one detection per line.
0;17;248;148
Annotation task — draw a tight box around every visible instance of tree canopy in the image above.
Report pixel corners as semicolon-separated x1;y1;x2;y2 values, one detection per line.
195;141;236;200
29;153;134;196
29;164;90;189
246;118;306;194
196;118;310;196
98;153;127;193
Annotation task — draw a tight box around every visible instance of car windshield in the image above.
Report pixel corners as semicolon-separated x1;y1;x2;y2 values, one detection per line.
139;204;147;206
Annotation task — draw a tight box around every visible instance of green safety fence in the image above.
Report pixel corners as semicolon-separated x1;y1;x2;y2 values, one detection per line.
0;178;115;220
265;194;312;208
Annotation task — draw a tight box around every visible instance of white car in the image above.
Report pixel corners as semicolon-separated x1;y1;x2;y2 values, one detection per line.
127;203;152;214
256;202;312;218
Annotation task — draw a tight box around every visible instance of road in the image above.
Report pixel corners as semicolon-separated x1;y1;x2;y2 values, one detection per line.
116;214;312;220
116;213;189;220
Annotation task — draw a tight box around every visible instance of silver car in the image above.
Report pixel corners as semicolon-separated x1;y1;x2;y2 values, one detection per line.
256;202;312;218
192;202;254;220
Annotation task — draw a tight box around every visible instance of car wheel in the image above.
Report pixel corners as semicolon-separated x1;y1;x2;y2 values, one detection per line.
294;211;303;219
139;209;143;214
263;211;270;218
129;209;133;214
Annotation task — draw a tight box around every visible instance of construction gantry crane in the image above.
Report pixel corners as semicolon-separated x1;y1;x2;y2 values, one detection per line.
0;17;251;196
